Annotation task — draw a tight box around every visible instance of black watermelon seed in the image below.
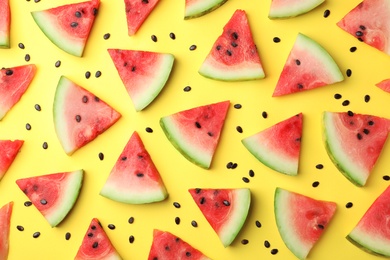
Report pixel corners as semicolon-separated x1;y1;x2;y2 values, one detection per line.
347;110;354;116
360;25;366;30
189;44;197;51
92;242;98;248
273;37;281;43
315;164;324;169
175;217;180;225
151;35;157;42
195;188;201;194
70;22;78;27
297;83;304;89
103;33;110;40
323;9;330;18
334;93;342;99
26;123;32;130
383;175;390;181
33;232;40;238
173;202;181;208
25;54;30;62
145;127;153;133
255;220;262;228
364;94;370;102
87;232;93;237
42;142;48;149
129;235;135;243
241;239;249;245
295;59;301;65
75;11;82;17
16;225;24;231
169;32;176;40
55;60;61;67
128;217;134;224
183;86;191;92
136;172;144;177
226;50;232;56
236;126;243;133
242;177;250;183
94;96;100;102
92;8;98;15
350;46;357;52
231;32;238;40
271;248;279;255
98;152;104;160
75;115;81;122
346;69;352;77
186;252;191;257
107;224;115;230
18;43;25;49
226;162;233;169
24;201;32;207
65;232;71;240
312;181;320;187
368;120;374;126
191;220;198;227
262;111;268;118
234;104;242;109
355;31;363;36
318;224;325;229
82;95;89;103
264;240;271;248
200;197;205;204
363;129;370;135
232;163;238;169
95;71;102;78
249;169;255;177
346;202;353;208
231;42;238;47
5;69;13;76
34;0;40;3
357;133;363;140
342;100;350;106
40;199;47;205
223;200;231;206
85;71;91;79
195;122;201;128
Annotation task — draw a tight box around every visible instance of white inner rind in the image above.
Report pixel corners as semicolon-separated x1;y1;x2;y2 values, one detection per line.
348;228;390;257
269;0;325;18
185;0;227;19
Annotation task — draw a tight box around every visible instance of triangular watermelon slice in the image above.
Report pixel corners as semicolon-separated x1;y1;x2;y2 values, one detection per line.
268;0;325;19
337;0;390;56
198;9;265;81
375;78;390;93
31;0;100;57
274;187;337;260
16;170;84;227
160;100;230;169
124;0;160;36
323;111;390;186
0;0;10;48
53;76;121;155
188;188;251;247
347;185;390;257
0;65;37;120
100;131;168;204
75;218;122;260
148;229;211;260
0;202;13;260
272;33;344;97
242;113;303;176
0;140;24;180
107;49;174;111
184;0;228;19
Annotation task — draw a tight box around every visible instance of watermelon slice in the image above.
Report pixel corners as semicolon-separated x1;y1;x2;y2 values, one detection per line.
124;0;160;36
31;0;100;57
272;33;344;97
15;170;84;227
107;49;174;111
184;0;228;19
347;185;390;257
323;111;390;186
241;113;303;176
0;65;37;120
375;78;390;93
0;140;24;181
148;229;211;260
188;188;251;247
53;76;121;155
0;202;13;260
160;100;230;169
274;187;337;260
75;218;122;260
268;0;325;19
198;9;265;81
0;0;10;48
337;0;390;55
100;131;168;204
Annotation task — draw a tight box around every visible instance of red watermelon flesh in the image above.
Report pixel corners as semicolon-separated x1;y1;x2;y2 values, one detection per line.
272;33;344;96
375;78;390;93
0;0;10;48
100;131;168;204
337;0;390;55
0;65;37;120
16;170;84;227
148;229;210;260
75;218;122;260
160;101;229;169
241;113;303;176
0;140;24;180
0;202;13;260
124;0;159;36
188;188;251;247
323;111;390;186
31;0;100;57
274;187;337;260
198;9;265;81
53;76;121;155
107;49;174;111
347;185;390;257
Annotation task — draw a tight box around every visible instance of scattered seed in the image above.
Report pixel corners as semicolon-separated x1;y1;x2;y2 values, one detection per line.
107;224;115;230
236;126;243;133
315;164;324;169
103;33;110;40
346;202;353;208
42;142;48;149
323;9;330;18
33;232;41;238
264;240;271;248
98;152;104;160
169;32;176;40
342;100;350;106
241;239;249;245
383;175;390;181
232;163;238;169
18;43;25;49
85;71;91;79
350;46;357;52
129;235;135;243
16;225;24;231
25;54;30;62
191;220;198;227
273;37;281;43
183;86;191;92
262;111;268;118
175;217;180;225
173;202;181;208
24;201;32;207
249;169;255;177
55;60;61;68
364;94;370;103
151;35;157;42
255;220;262;228
334;93;342;99
95;71;102;78
234;104;242;109
346;69;352;77
26;123;32;131
226;162;233;169
65;232;71;240
312;181;320;187
128;217;134;224
34;0;40;3
189;44;197;51
145;127;153;133
92;242;99;248
242;177;250;183
271;248;279;255
34;104;41;111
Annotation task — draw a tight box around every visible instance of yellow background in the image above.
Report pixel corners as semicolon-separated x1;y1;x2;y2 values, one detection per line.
1;0;390;259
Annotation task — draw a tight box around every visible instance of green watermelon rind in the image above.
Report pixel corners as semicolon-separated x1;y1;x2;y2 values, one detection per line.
346;232;390;257
322;111;367;187
184;0;228;20
268;0;325;19
100;185;167;204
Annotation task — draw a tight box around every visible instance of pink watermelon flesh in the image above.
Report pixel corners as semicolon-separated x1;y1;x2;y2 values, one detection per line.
347;185;390;257
323;111;390;186
107;49;174;111
188;188;251;247
148;229;210;260
272;33;344;96
15;170;84;227
75;218;122;260
184;0;228;19
242;113;302;176
274;187;337;260
337;0;390;55
198;9;265;81
0;0;10;48
268;0;325;19
0;202;13;260
31;0;100;57
124;0;159;36
160;101;230;169
375;78;390;93
100;131;168;204
0;140;24;180
53;76;121;155
0;65;37;120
